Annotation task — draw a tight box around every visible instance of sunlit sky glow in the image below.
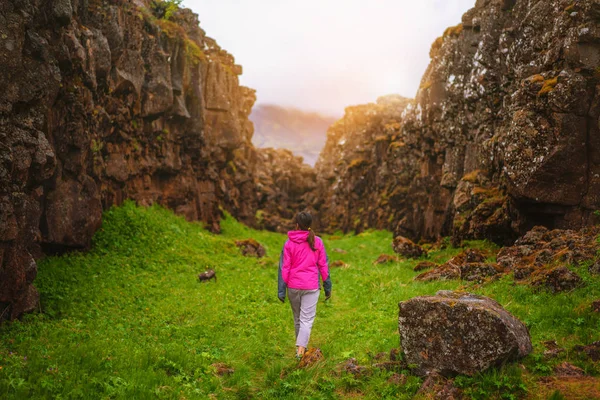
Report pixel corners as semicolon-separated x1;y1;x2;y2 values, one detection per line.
182;0;475;116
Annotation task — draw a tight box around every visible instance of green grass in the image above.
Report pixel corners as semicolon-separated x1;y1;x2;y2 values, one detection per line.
0;202;599;399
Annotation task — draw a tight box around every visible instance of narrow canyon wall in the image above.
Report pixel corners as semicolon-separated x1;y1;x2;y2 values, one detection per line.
0;0;309;320
315;0;600;244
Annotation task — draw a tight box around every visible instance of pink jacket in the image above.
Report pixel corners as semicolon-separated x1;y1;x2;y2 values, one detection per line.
281;231;329;290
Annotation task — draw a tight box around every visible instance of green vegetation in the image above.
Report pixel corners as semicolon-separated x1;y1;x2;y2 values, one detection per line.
1;202;599;398
149;0;182;20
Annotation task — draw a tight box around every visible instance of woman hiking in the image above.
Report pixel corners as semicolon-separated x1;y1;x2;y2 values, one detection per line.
278;211;332;360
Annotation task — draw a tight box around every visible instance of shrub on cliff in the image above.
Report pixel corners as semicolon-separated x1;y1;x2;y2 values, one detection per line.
149;0;182;20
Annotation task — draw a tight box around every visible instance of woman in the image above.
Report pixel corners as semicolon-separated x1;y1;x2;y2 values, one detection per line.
278;211;332;359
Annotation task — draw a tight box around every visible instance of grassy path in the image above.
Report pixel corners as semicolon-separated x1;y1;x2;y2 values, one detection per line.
1;203;599;399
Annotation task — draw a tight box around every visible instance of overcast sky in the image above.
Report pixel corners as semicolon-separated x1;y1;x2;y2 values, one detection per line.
182;0;475;116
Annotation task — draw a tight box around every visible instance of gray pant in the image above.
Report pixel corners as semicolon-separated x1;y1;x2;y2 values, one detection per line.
288;289;320;348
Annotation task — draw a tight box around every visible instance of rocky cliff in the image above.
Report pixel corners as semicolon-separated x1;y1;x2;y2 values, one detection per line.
314;0;600;244
0;0;311;320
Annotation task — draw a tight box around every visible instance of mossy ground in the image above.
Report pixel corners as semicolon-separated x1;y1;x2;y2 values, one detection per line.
1;202;599;399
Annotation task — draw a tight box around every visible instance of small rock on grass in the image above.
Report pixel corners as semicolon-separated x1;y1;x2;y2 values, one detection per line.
211;363;234;376
330;260;347;268
373;254;399;265
417;372;462;400
235;239;266;258
343;358;368;376
554;362;585;377
392;236;425;258
298;348;323;368
543;340;565;360
573;341;600;361
592;300;600;313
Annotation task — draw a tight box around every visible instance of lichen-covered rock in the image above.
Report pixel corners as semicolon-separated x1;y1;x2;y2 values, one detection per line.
415;249;501;282
530;267;585;293
573;341;600;362
398;291;532;376
235;239;266;258
496;226;599;287
392;236;425;258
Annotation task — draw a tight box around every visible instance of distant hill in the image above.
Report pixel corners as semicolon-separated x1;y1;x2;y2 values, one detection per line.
250;104;337;166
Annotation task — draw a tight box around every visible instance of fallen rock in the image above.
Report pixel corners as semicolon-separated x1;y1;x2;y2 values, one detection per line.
530;267;584;293
415;249;501;282
398;291;532;376
211;363;234;376
573;342;600;362
330;260;347;268
298;347;323;368
497;227;600;287
417;372;463;400
373;254;399;265
235;239;266;258
554;362;585;377
392;236;425;258
592;300;600;313
414;261;438;271
542;340;564;360
343;358;368;376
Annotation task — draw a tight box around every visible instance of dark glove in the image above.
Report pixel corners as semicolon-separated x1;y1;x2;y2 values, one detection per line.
278;297;285;303
325;291;331;301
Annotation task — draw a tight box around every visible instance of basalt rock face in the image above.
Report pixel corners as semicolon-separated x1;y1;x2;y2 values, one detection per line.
254;148;317;233
313;95;414;234
0;0;290;320
314;0;600;244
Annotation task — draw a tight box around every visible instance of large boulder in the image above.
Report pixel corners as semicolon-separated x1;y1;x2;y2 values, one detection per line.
398;291;532;376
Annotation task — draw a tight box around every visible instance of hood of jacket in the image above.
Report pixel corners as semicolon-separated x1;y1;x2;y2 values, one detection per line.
288;230;310;243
